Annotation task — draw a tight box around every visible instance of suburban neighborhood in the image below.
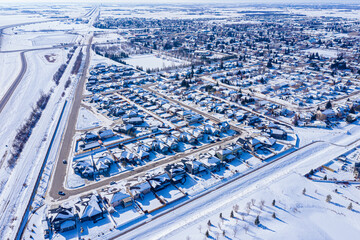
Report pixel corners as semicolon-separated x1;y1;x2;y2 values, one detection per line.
0;1;360;240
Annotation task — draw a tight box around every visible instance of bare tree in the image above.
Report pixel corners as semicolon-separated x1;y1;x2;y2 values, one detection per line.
233;204;239;213
233;226;239;237
326;194;332;203
244;224;249;234
198;225;202;233
251;199;256;206
246;202;252;212
260;200;265;210
245;206;251;215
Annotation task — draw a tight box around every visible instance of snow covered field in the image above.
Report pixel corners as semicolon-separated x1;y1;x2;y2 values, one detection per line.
302;48;340;58
76;107;102;130
125;54;189;70
0;52;21;99
1;30;79;51
0;48;67;176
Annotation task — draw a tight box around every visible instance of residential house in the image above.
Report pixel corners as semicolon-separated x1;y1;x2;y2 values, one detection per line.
198;153;222;172
147;173;172;191
182;157;206;175
128;181;152;199
101;188;133;208
165;163;187;184
74;194;103;222
98;128;114;140
47;206;76;233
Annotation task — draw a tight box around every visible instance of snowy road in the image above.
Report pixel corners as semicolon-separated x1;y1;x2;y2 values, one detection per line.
0;51;26;113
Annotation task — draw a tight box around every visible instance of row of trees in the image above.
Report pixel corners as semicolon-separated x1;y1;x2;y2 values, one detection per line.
71;50;83;75
8;92;52;168
53;64;67;85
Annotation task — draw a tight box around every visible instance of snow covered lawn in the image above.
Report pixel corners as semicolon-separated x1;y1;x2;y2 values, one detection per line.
155;185;186;204
135;192;164;213
111;205;145;227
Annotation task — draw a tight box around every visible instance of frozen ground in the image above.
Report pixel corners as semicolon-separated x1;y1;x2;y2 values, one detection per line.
125;54;189;70
2;30;79;51
76;107;102;130
0;14;45;26
93;32;125;44
302;48;340;58
0;52;21;99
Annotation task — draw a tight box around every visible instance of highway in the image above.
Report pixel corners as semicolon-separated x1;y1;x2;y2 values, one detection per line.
0;51;27;114
47;33;93;201
46;7;100;201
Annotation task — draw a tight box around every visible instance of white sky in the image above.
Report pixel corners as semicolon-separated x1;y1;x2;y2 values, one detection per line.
0;0;359;4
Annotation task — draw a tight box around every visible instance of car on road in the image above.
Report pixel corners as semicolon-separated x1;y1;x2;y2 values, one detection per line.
62;159;67;164
110;181;116;185
58;191;65;196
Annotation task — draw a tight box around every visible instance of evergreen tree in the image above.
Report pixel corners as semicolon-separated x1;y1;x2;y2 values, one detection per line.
272;199;276;206
326;100;332;109
220;61;224;69
348;202;353;210
272;212;276;218
255;215;260;226
349;106;355;114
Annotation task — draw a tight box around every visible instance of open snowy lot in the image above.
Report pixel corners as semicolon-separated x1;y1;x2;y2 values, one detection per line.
1;29;79;51
0;52;21;99
125;54;189;70
76;107;102;130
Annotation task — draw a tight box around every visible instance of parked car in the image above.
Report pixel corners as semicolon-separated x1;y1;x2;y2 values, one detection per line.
58;191;65;196
110;181;116;185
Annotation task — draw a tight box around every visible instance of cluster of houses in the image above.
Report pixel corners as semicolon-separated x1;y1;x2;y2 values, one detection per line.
47;140;246;235
93;11;360;128
86;63;160;94
73;152;114;178
46;193;104;235
78;128;114;152
72;119;233;179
